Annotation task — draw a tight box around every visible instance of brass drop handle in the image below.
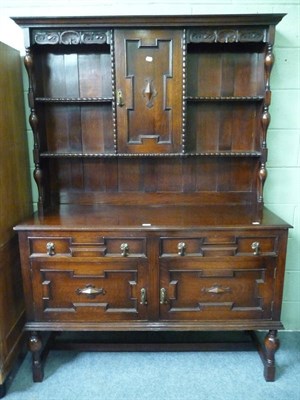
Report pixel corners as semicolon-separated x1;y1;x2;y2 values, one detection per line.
140;288;148;305
76;284;106;299
120;243;129;257
251;241;260;255
46;242;55;256
177;242;186;256
160;288;168;304
117;89;124;107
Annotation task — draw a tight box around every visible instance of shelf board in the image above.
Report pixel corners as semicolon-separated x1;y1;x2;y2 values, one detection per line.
40;151;261;158
34;95;263;104
185;96;264;102
35;97;113;103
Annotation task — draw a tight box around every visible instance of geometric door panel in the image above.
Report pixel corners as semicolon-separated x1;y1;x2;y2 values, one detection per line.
115;29;183;154
31;259;148;322
159;258;275;320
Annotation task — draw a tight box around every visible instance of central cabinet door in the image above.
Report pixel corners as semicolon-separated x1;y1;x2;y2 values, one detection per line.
115;29;183;153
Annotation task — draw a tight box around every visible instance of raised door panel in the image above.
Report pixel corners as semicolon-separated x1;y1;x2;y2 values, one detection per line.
30;258;149;322
159;257;276;320
115;29;183;153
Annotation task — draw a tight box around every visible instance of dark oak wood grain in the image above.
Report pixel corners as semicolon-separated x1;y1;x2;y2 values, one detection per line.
13;14;288;383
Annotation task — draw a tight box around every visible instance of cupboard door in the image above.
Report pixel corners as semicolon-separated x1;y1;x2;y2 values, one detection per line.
159;257;276;321
31;258;149;322
115;29;183;153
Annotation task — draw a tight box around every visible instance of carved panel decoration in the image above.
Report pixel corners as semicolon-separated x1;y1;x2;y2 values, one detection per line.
188;28;266;43
38;268;140;319
142;78;157;108
115;29;183;153
159;263;274;319
32;30;109;45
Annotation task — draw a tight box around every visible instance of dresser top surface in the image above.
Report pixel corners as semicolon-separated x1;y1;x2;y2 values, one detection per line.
14;204;290;232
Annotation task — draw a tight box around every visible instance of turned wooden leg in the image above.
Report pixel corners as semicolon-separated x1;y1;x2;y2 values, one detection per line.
263;330;280;382
29;331;44;382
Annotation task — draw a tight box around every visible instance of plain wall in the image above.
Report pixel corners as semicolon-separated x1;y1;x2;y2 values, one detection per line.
0;0;299;330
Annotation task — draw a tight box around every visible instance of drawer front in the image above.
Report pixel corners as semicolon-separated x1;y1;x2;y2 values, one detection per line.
236;236;278;256
104;238;146;257
29;237;72;256
31;258;149;322
29;235;147;258
159;257;276;321
160;238;204;257
160;233;278;257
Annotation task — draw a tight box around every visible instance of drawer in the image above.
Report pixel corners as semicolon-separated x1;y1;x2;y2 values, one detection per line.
29;237;72;256
160;234;278;257
160;237;204;257
159;257;276;321
30;258;148;322
29;235;147;258
236;236;278;256
104;237;146;257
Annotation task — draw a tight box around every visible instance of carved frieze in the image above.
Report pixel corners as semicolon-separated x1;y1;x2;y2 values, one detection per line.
34;31;60;45
188;28;266;43
60;31;80;45
32;30;109;45
33;28;265;46
239;30;266;42
81;31;108;44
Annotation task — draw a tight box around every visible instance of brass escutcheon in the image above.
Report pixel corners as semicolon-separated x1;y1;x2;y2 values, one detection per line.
140;288;148;305
116;89;124;107
160;288;168;304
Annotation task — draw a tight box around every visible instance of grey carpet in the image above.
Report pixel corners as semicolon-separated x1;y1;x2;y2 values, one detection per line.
5;331;300;400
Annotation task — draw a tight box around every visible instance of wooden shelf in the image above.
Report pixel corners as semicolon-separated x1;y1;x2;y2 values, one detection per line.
185;96;264;102
35;97;113;103
40;151;261;158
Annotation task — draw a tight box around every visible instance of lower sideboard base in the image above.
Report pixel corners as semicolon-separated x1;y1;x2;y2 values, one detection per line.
27;329;281;383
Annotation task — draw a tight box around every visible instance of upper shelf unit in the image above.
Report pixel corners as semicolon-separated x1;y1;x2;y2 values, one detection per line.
29;30;269;157
15;14;285;213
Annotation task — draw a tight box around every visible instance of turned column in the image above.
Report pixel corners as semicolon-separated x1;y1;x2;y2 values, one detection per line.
29;332;44;382
24;48;44;216
263;329;280;381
